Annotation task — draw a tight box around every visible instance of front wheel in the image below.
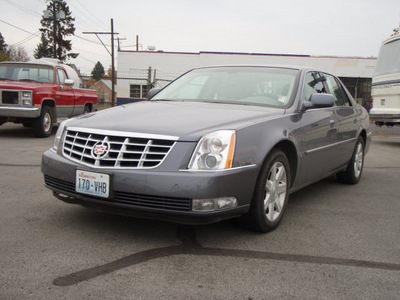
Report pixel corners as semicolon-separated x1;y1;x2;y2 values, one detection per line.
245;149;291;233
33;106;54;138
337;136;365;184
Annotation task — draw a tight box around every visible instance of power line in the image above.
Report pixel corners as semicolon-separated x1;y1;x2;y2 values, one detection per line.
0;18;39;36
66;0;109;32
0;0;42;17
12;31;41;46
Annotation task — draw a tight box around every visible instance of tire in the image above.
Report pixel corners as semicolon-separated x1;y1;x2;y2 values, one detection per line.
337;136;365;184
83;105;90;114
244;149;291;233
33;106;54;138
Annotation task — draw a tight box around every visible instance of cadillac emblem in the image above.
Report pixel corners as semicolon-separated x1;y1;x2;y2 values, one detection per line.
92;142;110;159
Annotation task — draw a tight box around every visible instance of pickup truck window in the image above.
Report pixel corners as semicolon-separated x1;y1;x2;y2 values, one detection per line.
57;69;68;85
0;63;54;83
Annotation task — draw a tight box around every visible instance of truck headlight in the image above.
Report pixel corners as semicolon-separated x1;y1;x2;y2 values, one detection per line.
21;91;32;106
188;130;235;170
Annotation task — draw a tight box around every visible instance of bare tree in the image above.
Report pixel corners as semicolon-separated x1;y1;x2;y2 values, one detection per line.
7;45;30;62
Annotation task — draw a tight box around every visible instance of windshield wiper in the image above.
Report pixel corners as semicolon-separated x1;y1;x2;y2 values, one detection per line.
150;99;180;102
18;79;38;82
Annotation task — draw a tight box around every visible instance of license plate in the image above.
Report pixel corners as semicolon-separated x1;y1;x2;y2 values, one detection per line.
76;170;110;198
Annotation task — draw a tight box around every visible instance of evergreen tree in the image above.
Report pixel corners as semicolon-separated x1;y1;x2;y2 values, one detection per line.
91;62;105;81
0;33;10;61
0;52;10;62
37;0;78;61
0;32;7;53
34;32;52;59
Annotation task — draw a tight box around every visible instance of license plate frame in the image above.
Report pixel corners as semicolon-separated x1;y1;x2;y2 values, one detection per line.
75;170;110;198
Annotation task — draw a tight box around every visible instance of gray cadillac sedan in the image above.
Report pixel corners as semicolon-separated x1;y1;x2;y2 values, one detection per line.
41;66;371;232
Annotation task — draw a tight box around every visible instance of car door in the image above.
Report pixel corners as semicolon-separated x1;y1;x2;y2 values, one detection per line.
55;68;75;117
323;73;359;167
297;71;341;186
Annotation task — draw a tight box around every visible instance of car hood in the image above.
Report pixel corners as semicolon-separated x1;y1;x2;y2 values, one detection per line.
0;80;49;90
68;101;285;141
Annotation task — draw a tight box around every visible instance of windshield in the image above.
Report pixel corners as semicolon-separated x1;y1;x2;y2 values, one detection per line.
374;37;400;77
0;63;54;83
151;67;299;108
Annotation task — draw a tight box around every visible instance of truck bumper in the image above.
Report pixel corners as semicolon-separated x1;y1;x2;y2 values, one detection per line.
369;113;400;125
0;106;40;118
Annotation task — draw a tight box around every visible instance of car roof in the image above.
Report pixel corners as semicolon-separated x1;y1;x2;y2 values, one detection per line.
0;58;63;68
191;65;322;73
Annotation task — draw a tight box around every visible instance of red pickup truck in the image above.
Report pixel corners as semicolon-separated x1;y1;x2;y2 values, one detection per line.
0;59;98;137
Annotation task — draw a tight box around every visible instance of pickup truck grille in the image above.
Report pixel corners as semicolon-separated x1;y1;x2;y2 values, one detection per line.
62;128;177;169
1;90;19;105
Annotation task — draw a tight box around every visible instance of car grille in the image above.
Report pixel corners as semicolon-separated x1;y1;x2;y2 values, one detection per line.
62;128;177;169
44;175;191;212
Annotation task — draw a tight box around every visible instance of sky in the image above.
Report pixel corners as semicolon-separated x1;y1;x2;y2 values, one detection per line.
1;0;400;75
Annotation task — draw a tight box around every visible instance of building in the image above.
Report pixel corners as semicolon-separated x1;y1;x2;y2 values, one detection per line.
92;79;115;103
117;50;377;107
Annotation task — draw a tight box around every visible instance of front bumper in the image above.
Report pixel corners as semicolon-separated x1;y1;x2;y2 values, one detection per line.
0;106;40;118
41;149;259;225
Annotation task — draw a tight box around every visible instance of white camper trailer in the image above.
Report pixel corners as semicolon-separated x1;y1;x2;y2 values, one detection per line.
370;25;400;127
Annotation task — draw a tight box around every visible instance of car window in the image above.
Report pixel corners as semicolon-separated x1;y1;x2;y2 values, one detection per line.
57;69;68;85
323;74;352;107
303;72;327;100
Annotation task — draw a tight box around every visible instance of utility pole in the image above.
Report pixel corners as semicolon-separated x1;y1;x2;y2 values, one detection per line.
83;18;119;107
111;19;115;107
52;1;57;58
43;0;66;60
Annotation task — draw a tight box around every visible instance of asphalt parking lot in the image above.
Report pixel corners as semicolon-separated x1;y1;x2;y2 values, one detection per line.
0;123;399;299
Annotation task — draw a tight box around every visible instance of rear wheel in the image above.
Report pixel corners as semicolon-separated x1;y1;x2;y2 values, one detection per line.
33;106;54;138
337;136;365;184
244;149;291;233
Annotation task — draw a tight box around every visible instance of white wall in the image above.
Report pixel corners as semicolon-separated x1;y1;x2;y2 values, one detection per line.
117;50;377;98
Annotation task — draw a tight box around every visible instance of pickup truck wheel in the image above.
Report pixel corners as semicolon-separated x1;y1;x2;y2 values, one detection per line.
33;106;54;138
242;149;290;233
337;136;365;184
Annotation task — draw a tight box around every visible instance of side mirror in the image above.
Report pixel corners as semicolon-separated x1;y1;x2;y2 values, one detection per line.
301;93;335;112
64;79;74;87
147;88;161;99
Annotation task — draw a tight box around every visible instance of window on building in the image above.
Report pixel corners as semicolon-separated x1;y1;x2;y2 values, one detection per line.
130;84;149;98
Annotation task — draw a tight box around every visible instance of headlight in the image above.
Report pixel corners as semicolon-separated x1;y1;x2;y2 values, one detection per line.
52;118;72;151
21;91;32;106
188;130;235;170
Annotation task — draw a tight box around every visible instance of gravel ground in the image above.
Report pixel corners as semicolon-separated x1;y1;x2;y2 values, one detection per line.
370;123;400;135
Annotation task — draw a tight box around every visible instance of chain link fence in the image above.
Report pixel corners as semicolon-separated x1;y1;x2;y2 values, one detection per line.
80;68;174;109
